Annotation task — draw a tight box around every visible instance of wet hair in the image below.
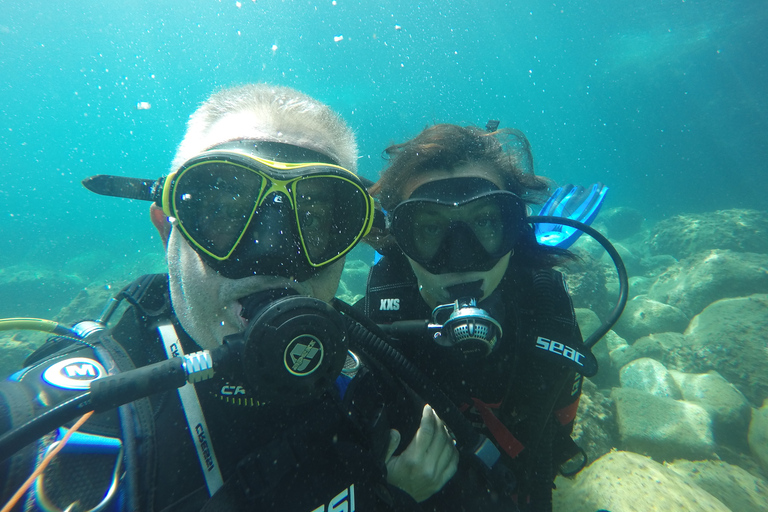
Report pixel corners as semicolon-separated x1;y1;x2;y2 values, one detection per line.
171;83;358;173
370;123;571;268
370;124;551;211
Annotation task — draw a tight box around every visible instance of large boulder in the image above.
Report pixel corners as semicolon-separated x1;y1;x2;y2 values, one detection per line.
620;358;682;399
666;459;768;512
673;294;768;405
613;296;689;343
610;332;687;370
628;276;653;299
599;206;645;240
647;250;768;317
669;370;752;448
552;451;730;512
611;387;715;461
748;400;768;475
648;209;768;260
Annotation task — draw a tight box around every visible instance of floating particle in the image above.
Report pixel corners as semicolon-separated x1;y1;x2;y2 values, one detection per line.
236;1;242;7
333;35;344;42
395;24;402;30
136;101;151;110
272;44;278;51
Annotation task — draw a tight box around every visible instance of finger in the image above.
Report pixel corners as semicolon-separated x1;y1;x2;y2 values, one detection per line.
419;404;438;439
433;431;460;478
439;444;460;482
385;429;401;463
424;406;453;454
409;404;437;454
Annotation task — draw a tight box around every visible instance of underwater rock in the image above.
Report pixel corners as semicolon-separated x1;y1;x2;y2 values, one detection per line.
613;296;689;343
563;257;610;319
610;332;687;371
604;242;643;277
620;358;682;399
600;206;645;239
55;281;129;325
666;459;768;512
337;259;371;304
611;387;715;461
638;253;678;277
593;330;627;388
0;264;85;320
0;332;48;379
628;275;653;298
672;294;768;405
669;370;752;448
647;249;768;318
576;308;625;388
648;209;768;260
748;400;768;475
571;378;616;465
575;308;601;336
552;451;729;512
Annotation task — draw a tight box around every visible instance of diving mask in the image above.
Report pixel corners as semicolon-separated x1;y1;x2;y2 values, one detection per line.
390;177;525;274
83;140;375;280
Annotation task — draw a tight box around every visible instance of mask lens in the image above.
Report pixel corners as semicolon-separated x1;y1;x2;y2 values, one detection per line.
294;176;371;265
172;161;265;258
392;192;523;271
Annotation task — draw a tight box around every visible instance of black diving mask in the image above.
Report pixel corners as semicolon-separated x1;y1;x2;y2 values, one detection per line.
390;177;525;274
82;140;375;281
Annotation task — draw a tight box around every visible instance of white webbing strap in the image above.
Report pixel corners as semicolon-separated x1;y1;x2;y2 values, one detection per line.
158;324;224;496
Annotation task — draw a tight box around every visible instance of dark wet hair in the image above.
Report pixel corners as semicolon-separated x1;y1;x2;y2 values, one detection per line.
370;124;551;210
369;124;572;268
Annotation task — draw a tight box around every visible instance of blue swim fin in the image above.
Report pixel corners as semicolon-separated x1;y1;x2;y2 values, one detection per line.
535;182;608;248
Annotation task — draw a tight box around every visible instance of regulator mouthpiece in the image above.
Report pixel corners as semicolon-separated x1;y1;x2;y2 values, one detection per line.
225;295;348;405
432;297;502;357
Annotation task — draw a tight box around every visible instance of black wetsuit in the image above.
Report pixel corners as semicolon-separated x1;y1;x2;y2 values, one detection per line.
0;274;419;512
358;252;586;512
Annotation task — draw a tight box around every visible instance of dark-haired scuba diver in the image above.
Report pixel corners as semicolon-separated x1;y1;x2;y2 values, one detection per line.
359;124;618;512
0;85;459;511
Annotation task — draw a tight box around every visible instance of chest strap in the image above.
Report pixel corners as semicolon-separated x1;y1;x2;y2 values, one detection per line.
158;324;224;496
465;398;526;459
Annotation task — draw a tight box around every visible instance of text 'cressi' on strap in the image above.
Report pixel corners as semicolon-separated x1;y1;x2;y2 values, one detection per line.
158;324;224;496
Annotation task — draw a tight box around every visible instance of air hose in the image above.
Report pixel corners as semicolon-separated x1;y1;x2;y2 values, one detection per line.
528;216;628;349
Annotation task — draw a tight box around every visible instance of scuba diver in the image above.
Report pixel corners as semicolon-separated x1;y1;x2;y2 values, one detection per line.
359;124;625;512
0;85;460;511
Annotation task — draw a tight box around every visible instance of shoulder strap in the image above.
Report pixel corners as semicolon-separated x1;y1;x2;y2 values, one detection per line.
157;323;224;497
118;273;171;319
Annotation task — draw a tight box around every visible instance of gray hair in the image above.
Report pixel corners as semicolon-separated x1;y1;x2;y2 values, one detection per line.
171;84;358;172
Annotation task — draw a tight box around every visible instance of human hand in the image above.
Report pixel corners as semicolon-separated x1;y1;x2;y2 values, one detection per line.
384;404;459;502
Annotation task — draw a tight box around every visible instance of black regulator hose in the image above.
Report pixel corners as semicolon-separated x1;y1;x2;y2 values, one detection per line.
528;216;629;348
0;392;91;463
0;347;229;464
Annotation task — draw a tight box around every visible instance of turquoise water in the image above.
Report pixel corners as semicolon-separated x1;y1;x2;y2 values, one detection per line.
2;0;766;275
1;2;768;506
